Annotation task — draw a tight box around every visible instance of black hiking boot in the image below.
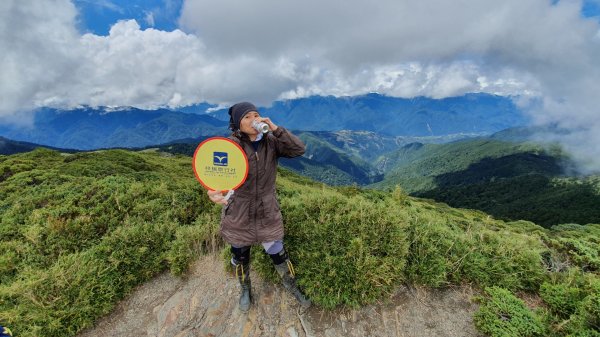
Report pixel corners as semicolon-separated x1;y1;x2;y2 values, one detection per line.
235;262;252;312
274;260;312;309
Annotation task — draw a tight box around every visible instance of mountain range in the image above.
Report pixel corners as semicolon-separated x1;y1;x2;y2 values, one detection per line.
210;93;527;136
0;93;525;150
0;136;77;156
0;107;228;150
5;92;596;226
369;135;600;227
5;126;597;227
153;126;600;227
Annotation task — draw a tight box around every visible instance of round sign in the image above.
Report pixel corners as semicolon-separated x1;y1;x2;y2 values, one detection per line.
192;137;249;191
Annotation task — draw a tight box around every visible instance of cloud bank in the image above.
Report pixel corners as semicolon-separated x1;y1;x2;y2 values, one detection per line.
1;0;600;171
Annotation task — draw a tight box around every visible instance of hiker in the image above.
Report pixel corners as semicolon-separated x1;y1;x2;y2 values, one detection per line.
206;102;311;312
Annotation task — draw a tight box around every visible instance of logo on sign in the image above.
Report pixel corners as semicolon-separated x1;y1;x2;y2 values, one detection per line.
213;152;228;166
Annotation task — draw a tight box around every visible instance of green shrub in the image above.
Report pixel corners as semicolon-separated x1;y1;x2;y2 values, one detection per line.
548;224;600;272
457;229;547;290
405;220;455;287
2;148;598;337
474;286;546;337
404;203;547;291
562;276;600;336
1;221;178;337
0;149;212;337
251;182;410;309
540;282;583;318
167;209;222;275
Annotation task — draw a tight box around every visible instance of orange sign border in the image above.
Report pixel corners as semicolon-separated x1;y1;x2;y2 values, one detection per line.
192;137;249;191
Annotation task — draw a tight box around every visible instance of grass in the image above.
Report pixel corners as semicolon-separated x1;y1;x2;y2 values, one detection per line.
0;148;598;336
474;286;546;337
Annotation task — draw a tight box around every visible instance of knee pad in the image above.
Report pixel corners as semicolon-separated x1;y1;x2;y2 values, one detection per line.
269;247;289;265
231;245;251;265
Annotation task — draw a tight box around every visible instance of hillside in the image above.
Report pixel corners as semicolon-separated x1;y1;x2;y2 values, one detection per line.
149;131;383;186
0;136;77;156
372;138;549;192
0;149;598;337
0;136;45;155
371;137;600;227
151;130;482;186
295;130;484;162
0;107;228;150
4;129;599;227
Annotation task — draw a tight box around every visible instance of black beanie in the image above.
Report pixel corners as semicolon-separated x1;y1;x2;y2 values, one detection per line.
228;102;258;131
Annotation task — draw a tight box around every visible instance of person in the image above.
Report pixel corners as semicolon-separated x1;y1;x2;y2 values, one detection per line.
206;102;311;312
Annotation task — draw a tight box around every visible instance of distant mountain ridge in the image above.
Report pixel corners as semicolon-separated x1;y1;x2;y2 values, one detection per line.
210;92;527;136
0;136;77;155
0;93;526;150
4;126;598;226
149;130;482;186
297;130;487;162
0;107;228;150
369;134;600;227
0;127;483;187
143;130;382;186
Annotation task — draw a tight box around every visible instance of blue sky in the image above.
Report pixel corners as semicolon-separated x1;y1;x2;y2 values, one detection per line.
582;0;600;18
73;0;183;34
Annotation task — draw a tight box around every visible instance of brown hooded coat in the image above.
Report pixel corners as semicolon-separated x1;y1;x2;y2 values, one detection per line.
220;127;305;246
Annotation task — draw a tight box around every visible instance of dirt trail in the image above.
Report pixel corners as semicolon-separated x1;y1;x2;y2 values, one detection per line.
77;254;481;337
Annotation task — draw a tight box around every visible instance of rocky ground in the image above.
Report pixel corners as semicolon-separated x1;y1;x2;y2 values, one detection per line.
77;254;482;337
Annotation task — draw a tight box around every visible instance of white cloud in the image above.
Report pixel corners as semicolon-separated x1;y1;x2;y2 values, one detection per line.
1;0;600;171
0;0;81;125
80;0;123;13
1;0;546;119
144;11;155;27
181;0;600;173
276;62;539;100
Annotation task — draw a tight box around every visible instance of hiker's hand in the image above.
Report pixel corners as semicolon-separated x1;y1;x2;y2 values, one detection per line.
258;117;278;132
207;190;228;205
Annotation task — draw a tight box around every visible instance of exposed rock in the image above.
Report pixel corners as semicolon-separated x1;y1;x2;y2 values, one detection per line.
77;254;480;337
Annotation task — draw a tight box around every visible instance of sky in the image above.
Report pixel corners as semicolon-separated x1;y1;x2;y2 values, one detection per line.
1;0;600;171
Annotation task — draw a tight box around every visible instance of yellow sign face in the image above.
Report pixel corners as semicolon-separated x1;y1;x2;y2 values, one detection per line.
192;137;249;191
